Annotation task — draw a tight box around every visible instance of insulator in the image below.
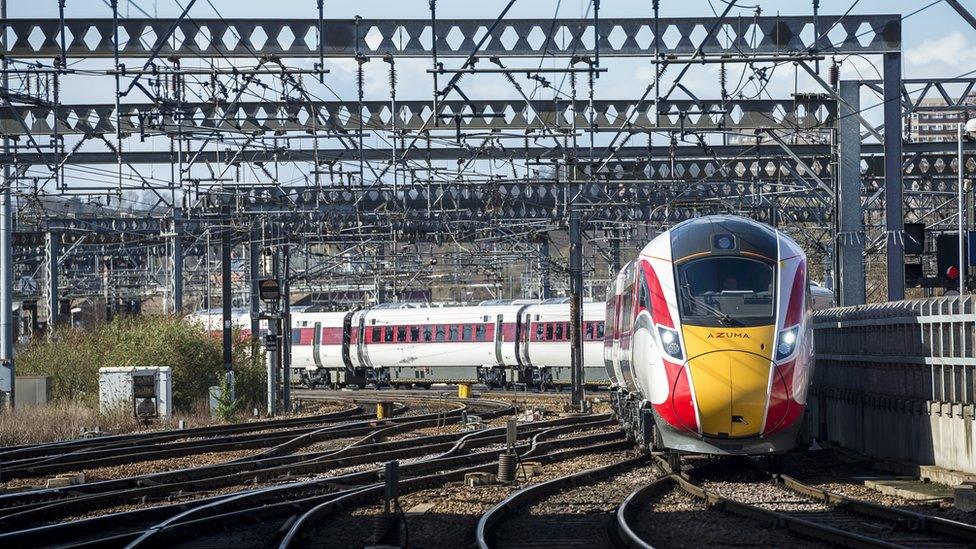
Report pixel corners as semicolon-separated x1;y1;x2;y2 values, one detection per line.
719;63;728;98
829;60;840;89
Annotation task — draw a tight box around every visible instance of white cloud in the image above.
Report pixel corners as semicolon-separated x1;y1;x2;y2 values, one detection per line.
906;31;976;67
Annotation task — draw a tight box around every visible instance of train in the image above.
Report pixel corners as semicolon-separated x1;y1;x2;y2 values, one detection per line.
186;298;608;389
606;215;816;457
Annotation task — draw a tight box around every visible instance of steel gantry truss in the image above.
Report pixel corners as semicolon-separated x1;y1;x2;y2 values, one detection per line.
2;2;971;408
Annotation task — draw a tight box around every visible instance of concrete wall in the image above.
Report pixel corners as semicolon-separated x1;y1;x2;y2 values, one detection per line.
811;296;976;475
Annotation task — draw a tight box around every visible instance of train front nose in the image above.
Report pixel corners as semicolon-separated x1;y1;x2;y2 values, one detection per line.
685;350;772;438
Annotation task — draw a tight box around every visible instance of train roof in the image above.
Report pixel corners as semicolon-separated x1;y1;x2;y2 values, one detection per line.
668;215;779;263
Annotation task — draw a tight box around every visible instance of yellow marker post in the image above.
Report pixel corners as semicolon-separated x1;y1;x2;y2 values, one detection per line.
376;401;393;419
458;383;472;399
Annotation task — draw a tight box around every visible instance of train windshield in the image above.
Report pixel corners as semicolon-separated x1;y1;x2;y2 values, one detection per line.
676;257;775;327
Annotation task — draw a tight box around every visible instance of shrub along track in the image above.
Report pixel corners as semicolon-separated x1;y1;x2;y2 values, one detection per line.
0;413;615;548
615;455;976;549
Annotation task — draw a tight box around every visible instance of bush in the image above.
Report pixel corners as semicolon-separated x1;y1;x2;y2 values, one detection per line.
16;316;266;413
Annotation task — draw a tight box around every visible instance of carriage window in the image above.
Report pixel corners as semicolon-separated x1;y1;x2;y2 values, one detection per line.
555;323;563;340
476;324;486;341
463;325;472;341
536;324;544;341
638;274;651;312
397;326;407;342
597;321;605;339
449;325;459;341
586;322;594;340
545;324;553;340
677;256;775;327
436;326;445;341
424;325;433;341
371;327;381;343
384;326;394;342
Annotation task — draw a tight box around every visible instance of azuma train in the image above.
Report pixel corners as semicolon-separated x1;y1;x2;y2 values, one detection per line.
186;299;608;389
605;215;817;456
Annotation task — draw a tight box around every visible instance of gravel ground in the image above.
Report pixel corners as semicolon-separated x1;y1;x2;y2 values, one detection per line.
1;449;257;489
781;449;976;525
291;448;641;549
491;461;659;549
637;486;834;548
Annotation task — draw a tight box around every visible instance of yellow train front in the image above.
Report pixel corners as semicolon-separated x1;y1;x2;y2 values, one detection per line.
606;215;813;455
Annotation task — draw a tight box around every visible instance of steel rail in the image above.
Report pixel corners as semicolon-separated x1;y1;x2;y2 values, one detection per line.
617;455;976;549
126;432;627;548
0;414;610;519
280;437;633;548
778;475;976;545
475;453;653;549
0;399;528;522
0;401;364;459
0;414;607;537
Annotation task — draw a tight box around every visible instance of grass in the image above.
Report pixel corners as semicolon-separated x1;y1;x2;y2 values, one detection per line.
0;400;224;447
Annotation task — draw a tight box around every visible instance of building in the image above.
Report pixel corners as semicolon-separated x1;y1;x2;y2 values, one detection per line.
906;93;976;143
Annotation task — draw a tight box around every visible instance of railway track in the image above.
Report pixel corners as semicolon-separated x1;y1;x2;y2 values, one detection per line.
0;416;617;548
0;397;529;525
616;456;976;549
0;400;382;479
476;452;658;549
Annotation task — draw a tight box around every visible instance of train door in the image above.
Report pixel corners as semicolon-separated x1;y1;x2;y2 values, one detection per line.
520;310;532;366
356;314;369;368
312;322;323;368
493;314;504;366
341;310;354;372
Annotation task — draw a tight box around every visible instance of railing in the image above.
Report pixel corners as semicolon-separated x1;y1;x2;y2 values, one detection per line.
813;295;976;405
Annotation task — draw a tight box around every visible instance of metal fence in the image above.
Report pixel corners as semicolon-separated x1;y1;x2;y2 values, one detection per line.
813;295;976;405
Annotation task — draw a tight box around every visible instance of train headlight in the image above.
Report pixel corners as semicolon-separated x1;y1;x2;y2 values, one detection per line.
657;326;684;361
776;326;800;361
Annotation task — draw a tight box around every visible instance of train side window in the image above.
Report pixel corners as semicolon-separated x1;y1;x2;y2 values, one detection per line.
586;322;594;340
476;324;486;341
384;326;393;342
371;327;381;343
397;326;407;342
410;326;420;342
436;326;445;341
545;323;553;340
424;325;433;341
555;323;563;340
463;325;472;341
597;321;605;339
536;324;543;341
449;325;459;341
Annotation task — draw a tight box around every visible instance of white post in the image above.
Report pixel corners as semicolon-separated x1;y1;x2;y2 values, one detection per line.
960;123;967;296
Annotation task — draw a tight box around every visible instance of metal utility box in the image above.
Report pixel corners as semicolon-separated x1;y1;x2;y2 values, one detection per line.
98;366;172;419
14;376;52;406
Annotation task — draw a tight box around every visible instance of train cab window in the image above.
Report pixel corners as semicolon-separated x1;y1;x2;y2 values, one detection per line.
555;323;563;340
449;325;459;341
371;327;381;343
638;274;651;312
410;326;420;342
597;321;605;339
476;324;486;341
586;322;594;340
463;325;472;341
545;323;553;340
677;256;775;327
436;326;445;341
397;326;407;342
535;324;544;341
424;326;433;341
384;326;394;342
